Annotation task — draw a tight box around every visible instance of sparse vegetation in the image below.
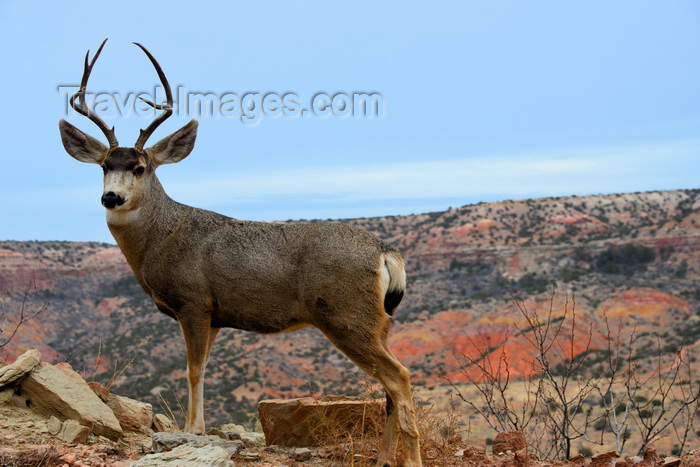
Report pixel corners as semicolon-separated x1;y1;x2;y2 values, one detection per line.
303;378;465;466
441;285;700;460
595;243;655;275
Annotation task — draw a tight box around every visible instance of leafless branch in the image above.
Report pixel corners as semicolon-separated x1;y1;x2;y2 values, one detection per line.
0;276;48;350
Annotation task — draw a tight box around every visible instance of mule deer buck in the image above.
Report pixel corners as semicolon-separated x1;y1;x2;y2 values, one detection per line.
58;39;422;466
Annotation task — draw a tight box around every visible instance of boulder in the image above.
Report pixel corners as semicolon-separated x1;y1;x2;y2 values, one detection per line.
0;349;41;387
19;362;122;440
130;444;234;467
107;393;153;433
239;431;266;448
89;382;153;433
591;450;620;467
258;396;384;447
220;423;247;433
492;431;527;455
56;419;91;444
152;413;179;433
291;447;312;461
680;450;700;467
216;424;265;448
47;416;62;435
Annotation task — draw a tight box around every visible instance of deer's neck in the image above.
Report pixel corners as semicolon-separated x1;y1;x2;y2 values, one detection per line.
105;176;183;276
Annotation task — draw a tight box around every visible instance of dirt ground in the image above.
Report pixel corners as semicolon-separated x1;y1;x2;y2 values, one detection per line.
0;404;327;467
2;402;699;467
0;404;146;467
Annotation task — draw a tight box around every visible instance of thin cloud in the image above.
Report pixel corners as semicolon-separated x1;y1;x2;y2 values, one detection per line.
166;137;700;208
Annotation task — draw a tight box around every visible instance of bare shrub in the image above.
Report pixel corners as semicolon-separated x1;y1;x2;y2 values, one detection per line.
442;285;602;459
623;335;700;455
0;445;62;467
313;378;465;466
415;396;465;467
443;284;700;459
0;276;47;355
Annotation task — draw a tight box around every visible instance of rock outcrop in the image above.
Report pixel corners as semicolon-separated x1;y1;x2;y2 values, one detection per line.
0;348;40;386
0;349;165;443
17;361;123;440
89;381;153;433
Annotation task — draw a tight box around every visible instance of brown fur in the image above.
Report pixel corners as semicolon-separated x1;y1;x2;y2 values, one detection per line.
58;41;422;467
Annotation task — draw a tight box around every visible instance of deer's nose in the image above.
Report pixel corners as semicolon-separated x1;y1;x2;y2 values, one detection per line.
101;192;125;209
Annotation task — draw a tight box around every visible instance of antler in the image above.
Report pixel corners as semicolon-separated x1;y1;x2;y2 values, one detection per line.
69;38;120;149
133;42;173;150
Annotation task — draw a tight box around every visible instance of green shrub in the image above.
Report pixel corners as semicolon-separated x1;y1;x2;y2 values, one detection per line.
595;243;655;275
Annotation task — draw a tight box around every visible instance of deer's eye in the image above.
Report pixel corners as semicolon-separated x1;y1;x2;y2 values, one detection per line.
133;166;145;176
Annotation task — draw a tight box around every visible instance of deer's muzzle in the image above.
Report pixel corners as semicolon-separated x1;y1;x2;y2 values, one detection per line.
102;192;125;209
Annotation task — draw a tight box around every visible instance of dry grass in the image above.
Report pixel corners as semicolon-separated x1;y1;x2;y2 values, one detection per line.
0;445;63;467
307;378;466;466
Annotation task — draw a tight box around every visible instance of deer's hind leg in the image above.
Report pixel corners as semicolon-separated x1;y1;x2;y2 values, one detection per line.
318;314;422;467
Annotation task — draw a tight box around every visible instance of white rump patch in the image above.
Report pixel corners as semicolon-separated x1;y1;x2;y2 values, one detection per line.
381;253;406;294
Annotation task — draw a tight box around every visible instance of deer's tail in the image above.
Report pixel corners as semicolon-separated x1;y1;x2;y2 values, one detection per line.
381;251;406;316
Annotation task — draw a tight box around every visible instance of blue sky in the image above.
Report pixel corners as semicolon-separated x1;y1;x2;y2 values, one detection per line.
1;2;698;243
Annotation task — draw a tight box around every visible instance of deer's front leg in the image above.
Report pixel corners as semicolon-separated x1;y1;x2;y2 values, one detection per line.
177;312;218;434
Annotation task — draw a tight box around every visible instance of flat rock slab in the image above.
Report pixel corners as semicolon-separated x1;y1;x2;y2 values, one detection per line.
131;443;234;467
258;396;384;447
152;432;245;456
19;362;122;441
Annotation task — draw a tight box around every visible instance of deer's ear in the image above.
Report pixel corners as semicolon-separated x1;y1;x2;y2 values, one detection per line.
146;119;198;166
59;119;109;164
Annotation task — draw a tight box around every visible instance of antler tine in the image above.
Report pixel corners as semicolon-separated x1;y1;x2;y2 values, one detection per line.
69;38;119;149
133;42;173;150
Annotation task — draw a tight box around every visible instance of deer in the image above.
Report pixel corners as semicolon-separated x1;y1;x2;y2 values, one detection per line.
58;39;422;466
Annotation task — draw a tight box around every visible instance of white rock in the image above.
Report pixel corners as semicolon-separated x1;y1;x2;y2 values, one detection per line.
152;432;244;456
47;416;62;435
130;444;234;467
0;349;41;386
20;362;122;440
